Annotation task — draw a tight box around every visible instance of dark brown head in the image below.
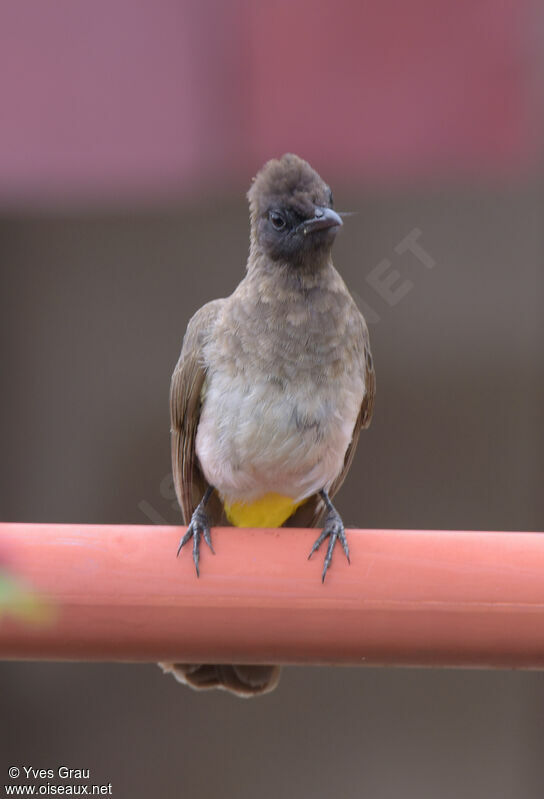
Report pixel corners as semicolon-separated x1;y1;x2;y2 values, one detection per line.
247;153;342;268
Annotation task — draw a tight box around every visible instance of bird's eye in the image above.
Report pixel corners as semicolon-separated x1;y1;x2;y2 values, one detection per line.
269;211;286;231
328;189;334;207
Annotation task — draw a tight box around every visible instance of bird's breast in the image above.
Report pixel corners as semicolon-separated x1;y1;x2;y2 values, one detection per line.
195;358;363;506
195;285;366;505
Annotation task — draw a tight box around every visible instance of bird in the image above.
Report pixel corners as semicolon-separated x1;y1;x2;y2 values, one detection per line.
160;153;375;697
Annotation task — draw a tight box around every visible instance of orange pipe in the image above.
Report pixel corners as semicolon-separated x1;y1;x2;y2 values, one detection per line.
1;523;544;668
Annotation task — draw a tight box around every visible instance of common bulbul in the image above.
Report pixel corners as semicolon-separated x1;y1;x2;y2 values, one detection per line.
160;154;375;696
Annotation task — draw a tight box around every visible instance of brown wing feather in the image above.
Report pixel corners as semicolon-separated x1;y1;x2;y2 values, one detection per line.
170;299;225;525
167;299;272;695
285;317;375;528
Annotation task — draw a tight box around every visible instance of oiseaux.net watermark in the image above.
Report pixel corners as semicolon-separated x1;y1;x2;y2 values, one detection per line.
5;766;112;796
350;227;436;324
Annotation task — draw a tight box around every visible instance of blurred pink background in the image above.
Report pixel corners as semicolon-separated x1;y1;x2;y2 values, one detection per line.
0;0;541;205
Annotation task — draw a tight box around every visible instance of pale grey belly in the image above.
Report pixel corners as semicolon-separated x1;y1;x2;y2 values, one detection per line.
195;370;363;504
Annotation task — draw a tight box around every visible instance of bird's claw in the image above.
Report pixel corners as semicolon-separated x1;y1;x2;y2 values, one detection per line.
308;509;350;582
177;504;214;577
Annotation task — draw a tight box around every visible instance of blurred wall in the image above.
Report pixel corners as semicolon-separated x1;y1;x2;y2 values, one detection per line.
1;182;543;799
0;188;542;531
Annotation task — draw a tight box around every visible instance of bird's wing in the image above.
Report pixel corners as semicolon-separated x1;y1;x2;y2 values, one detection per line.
286;316;375;528
170;299;225;525
167;298;279;696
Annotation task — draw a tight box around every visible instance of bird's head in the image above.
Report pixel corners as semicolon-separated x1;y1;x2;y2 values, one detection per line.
247;153;342;268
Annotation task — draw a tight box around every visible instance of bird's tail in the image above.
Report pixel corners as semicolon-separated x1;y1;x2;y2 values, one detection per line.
159;662;280;697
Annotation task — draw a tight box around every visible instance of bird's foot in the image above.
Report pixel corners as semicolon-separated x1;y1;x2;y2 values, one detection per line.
177;501;214;577
308;496;350;582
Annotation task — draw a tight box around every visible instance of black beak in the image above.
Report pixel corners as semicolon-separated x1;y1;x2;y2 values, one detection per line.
300;207;343;235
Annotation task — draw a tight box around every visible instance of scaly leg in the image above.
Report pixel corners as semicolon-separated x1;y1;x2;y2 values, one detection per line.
177;485;215;577
308;489;350;582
